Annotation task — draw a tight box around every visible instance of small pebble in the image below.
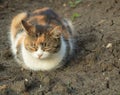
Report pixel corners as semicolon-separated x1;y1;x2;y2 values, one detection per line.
63;3;66;7
25;78;28;82
105;77;109;80
106;43;112;48
40;84;42;88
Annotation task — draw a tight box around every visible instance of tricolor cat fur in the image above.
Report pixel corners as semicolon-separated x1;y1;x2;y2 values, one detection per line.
10;8;74;71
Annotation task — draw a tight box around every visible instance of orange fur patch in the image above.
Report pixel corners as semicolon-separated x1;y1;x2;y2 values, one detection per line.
28;15;46;25
16;33;26;53
33;7;49;14
36;34;45;44
11;12;28;38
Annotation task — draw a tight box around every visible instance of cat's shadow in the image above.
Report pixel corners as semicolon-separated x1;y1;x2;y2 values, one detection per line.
3;26;103;72
62;26;103;69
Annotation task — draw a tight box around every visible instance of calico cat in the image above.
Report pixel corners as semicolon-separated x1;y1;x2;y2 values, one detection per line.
10;7;74;71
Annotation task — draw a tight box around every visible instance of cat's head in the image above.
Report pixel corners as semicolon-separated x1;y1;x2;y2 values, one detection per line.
21;20;64;59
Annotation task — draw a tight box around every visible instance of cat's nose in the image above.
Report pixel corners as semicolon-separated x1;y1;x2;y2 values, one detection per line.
38;54;43;58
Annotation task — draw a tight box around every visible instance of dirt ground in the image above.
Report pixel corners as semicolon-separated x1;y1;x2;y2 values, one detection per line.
0;0;120;95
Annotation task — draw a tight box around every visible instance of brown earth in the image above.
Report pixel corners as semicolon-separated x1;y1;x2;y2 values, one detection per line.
0;0;120;95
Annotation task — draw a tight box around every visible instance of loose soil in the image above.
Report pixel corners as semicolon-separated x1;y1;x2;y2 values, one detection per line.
0;0;120;95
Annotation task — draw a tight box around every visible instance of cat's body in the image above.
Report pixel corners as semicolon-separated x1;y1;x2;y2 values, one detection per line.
10;8;74;71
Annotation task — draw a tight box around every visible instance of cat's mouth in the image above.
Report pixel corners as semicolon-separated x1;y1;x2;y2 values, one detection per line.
34;52;50;59
37;54;49;59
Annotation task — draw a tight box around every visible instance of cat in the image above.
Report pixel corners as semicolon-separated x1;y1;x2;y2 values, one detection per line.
10;7;74;71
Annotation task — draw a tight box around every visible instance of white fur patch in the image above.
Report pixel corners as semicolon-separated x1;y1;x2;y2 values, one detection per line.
21;37;67;71
10;32;23;55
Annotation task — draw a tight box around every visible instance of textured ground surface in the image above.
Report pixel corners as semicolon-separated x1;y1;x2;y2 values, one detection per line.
0;0;120;95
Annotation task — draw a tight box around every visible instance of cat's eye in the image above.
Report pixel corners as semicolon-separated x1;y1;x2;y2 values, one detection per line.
26;43;38;51
34;48;38;51
44;47;51;51
31;42;36;47
26;45;37;51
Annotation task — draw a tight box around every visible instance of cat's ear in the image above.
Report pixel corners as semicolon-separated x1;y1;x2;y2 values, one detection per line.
21;20;36;36
50;26;70;39
50;26;62;38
